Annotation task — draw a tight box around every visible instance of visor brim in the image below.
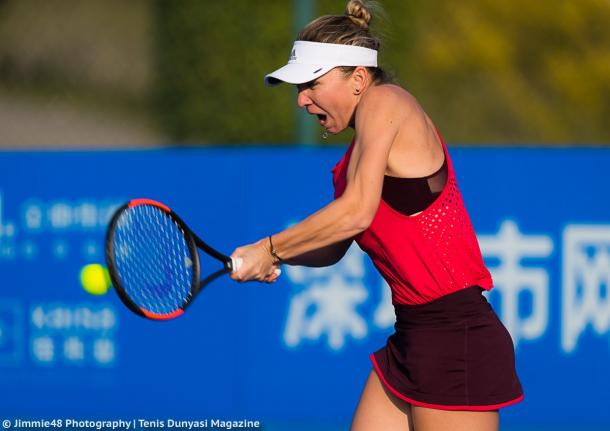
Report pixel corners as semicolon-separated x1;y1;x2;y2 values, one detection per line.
264;63;333;86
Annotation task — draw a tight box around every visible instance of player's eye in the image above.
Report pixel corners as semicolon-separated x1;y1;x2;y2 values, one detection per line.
297;80;318;92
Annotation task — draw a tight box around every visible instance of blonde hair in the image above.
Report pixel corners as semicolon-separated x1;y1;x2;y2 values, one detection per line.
297;0;392;85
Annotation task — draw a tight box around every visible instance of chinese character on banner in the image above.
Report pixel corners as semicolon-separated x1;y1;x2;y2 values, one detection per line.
29;304;118;367
74;202;98;229
48;202;73;230
479;220;553;349
283;245;368;351
93;338;116;365
22;200;44;232
562;225;610;353
63;336;85;362
31;335;55;364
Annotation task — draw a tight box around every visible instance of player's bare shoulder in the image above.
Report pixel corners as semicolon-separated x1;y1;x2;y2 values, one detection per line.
358;84;418;124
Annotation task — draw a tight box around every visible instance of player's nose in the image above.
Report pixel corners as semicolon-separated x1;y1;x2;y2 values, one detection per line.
297;89;312;109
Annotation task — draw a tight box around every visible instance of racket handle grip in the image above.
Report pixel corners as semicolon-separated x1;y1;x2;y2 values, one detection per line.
230;257;243;272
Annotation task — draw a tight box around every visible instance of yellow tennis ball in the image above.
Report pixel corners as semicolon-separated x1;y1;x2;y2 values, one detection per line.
80;264;111;295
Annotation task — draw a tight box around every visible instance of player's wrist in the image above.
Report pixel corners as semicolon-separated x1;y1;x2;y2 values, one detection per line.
257;237;277;266
268;235;284;265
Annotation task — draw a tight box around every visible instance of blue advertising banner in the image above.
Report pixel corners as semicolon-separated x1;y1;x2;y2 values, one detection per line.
0;145;609;431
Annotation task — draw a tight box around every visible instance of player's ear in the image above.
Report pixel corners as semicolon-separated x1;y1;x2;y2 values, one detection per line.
351;66;368;95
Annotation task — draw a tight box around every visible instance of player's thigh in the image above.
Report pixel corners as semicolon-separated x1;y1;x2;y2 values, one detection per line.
411;405;499;431
350;369;414;431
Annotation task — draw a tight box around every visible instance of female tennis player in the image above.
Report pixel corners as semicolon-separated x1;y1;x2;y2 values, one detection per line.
230;1;523;430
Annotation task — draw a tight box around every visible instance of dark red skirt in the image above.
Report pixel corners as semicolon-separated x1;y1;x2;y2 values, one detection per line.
371;286;523;411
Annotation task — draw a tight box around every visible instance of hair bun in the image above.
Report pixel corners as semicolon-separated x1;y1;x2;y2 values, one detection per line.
345;0;372;30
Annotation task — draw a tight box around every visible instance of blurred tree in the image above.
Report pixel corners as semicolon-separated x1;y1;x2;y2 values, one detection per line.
390;0;610;144
154;0;296;144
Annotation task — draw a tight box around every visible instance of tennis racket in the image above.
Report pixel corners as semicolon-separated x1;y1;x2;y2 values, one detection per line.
105;198;245;321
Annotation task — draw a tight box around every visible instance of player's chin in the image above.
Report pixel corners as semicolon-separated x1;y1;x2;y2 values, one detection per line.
327;124;347;134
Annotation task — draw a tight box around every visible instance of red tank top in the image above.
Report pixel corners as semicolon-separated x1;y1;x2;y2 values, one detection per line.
332;134;493;305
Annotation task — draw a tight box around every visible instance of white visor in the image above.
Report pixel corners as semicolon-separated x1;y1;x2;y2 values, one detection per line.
264;40;378;86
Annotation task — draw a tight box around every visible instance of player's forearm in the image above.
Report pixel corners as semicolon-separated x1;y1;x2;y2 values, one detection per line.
284;239;352;267
283;249;337;267
270;197;371;261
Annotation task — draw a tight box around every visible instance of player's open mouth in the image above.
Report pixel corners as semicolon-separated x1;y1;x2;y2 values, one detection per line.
316;114;327;124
